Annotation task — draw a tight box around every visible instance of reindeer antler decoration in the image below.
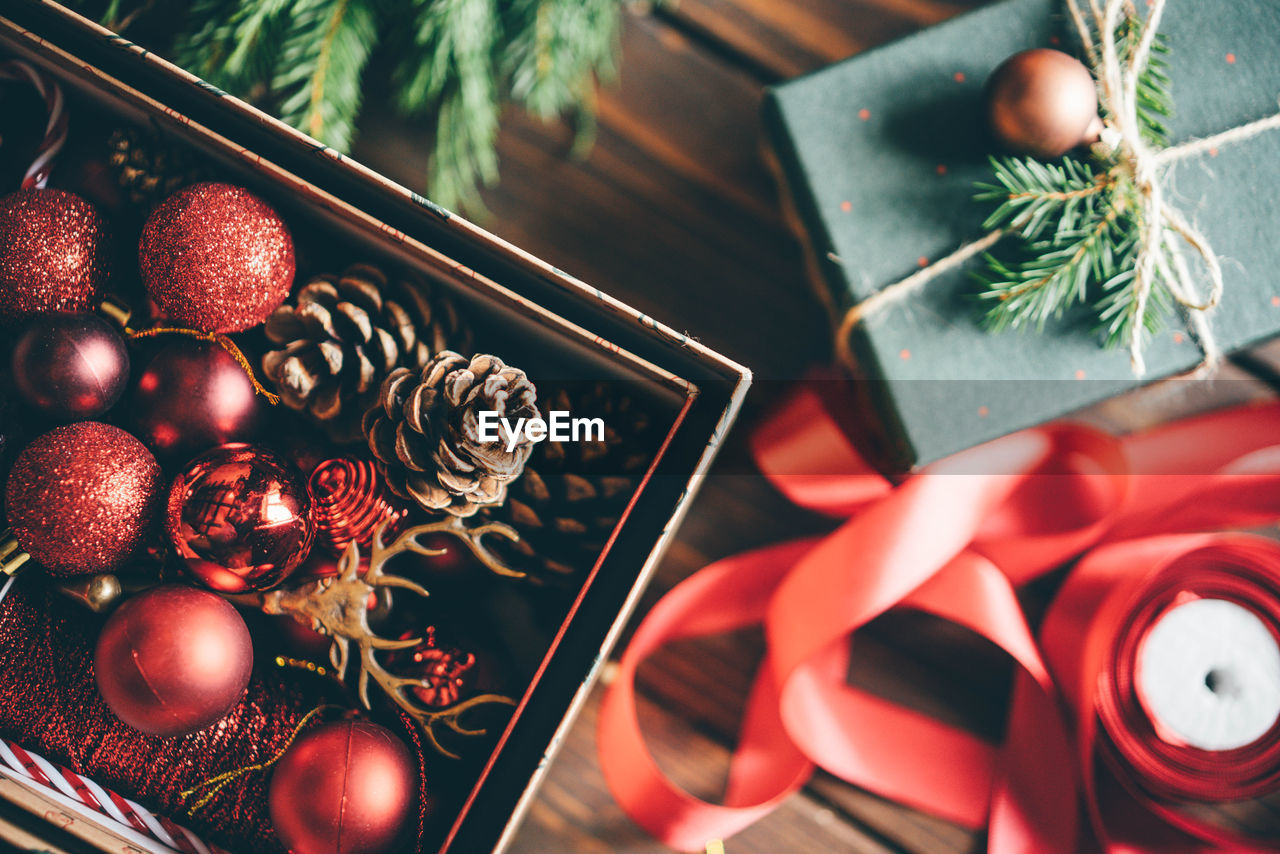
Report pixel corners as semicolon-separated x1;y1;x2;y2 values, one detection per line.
233;521;516;758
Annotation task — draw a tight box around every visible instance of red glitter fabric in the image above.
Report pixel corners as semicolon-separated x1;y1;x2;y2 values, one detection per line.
0;582;427;853
0;188;109;323
139;182;296;333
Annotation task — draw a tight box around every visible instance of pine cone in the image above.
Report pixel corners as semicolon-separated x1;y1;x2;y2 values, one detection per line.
261;264;470;443
487;382;655;578
106;128;205;207
363;351;538;517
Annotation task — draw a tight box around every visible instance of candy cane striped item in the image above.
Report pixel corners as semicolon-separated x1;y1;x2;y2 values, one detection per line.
0;737;229;854
0;59;68;189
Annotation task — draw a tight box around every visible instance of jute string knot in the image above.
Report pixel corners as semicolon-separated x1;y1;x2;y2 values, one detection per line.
837;0;1280;378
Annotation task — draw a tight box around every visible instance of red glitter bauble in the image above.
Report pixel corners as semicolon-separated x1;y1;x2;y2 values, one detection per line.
0;189;110;323
139;183;295;333
269;719;417;854
309;456;409;557
130;341;261;459
11;313;130;420
5;422;163;576
166;443;314;593
94;585;253;737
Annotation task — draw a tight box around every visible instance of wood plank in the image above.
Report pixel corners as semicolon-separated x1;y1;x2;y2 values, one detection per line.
352;12;832;382
509;685;898;854
662;0;975;80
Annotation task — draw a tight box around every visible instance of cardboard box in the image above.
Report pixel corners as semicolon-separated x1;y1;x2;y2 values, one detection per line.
0;2;750;851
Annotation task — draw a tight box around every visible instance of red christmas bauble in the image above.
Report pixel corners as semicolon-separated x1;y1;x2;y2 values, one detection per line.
130;341;261;459
166;443;315;592
986;48;1100;159
5;422;162;576
407;631;478;708
309;457;409;557
139;183;295;333
0;189;110;323
269;719;418;854
94;585;253;737
10;313;129;420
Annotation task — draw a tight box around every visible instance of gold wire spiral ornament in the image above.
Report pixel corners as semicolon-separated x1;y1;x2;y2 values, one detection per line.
230;520;518;758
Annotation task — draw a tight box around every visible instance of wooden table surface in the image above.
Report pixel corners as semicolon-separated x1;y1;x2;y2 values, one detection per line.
347;1;1280;851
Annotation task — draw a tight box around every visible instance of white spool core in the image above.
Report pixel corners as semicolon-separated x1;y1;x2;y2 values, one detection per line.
1137;598;1280;751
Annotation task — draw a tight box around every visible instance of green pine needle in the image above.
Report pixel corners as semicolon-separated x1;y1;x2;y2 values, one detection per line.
975;22;1175;351
69;0;652;212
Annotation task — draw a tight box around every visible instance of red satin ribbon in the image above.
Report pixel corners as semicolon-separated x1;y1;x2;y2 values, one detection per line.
598;387;1280;852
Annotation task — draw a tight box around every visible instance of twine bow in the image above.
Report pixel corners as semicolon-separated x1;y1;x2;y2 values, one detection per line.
838;0;1280;378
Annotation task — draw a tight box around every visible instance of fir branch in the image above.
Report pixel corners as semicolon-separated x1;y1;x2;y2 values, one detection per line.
65;0;659;211
273;0;376;150
396;0;501;210
502;0;623;120
974;17;1177;348
978;197;1134;331
1115;18;1174;145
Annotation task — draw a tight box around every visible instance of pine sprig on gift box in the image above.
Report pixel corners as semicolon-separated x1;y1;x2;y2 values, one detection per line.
73;0;651;211
975;28;1175;347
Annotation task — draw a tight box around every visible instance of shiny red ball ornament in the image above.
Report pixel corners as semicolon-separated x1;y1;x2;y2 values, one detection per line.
406;628;478;708
986;48;1101;159
10;313;129;420
269;719;417;854
0;189;110;323
5;422;163;576
138;182;295;333
309;457;410;557
130;341;261;459
166;443;315;593
94;585;253;737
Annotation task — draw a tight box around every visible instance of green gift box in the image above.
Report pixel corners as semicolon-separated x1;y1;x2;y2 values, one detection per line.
764;0;1280;470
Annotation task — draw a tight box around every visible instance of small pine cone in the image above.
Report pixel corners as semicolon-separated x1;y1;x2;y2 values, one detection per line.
487;382;654;577
262;264;470;443
363;351;538;517
106;127;205;207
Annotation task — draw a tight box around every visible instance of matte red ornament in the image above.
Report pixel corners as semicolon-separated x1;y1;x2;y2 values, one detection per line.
5;421;162;576
269;719;417;854
166;443;315;593
130;341;261;459
309;456;410;557
0;188;109;322
94;585;253;737
10;313;129;420
985;48;1100;159
138;182;295;333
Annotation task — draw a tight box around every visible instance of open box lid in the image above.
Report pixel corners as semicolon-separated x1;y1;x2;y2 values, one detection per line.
0;3;751;852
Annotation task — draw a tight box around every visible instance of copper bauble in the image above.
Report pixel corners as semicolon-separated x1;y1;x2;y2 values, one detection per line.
138;182;295;333
94;585;253;737
166;444;314;592
11;313;129;420
5;422;163;576
131;341;261;459
986;48;1100;159
0;189;110;323
269;719;417;854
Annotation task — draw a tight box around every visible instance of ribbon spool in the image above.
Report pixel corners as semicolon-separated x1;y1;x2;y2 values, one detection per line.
1044;535;1280;847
